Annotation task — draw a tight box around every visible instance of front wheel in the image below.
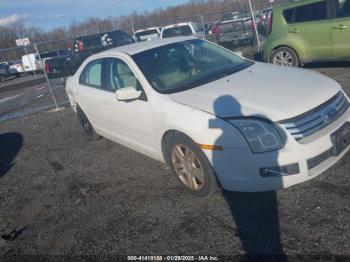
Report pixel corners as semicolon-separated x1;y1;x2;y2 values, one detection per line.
269;47;299;67
165;133;219;197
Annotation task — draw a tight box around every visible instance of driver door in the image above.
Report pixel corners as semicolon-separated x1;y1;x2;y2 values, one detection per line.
99;57;155;155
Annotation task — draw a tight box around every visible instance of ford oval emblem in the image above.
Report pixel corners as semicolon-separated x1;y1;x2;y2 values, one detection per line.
326;108;338;119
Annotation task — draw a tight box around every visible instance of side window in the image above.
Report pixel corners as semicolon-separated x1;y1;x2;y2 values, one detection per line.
283;9;295;23
105;58;140;92
80;59;103;88
283;1;328;23
337;0;350;17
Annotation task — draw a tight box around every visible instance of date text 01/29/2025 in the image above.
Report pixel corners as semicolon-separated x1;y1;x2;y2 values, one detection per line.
127;255;219;261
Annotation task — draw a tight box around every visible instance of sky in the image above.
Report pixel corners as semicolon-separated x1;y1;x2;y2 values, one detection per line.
0;0;189;30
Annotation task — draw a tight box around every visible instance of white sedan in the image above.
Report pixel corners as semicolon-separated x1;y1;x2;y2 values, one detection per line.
66;36;350;197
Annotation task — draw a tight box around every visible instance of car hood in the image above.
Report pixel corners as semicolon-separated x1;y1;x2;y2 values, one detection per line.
169;62;341;122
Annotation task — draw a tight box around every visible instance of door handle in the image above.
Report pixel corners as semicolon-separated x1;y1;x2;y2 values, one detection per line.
288;28;300;33
334;24;348;30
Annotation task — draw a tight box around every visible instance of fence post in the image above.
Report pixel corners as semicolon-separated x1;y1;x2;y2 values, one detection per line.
33;43;59;110
248;0;261;51
200;15;206;40
130;18;135;38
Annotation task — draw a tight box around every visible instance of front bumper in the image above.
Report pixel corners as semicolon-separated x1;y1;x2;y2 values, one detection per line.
203;108;350;192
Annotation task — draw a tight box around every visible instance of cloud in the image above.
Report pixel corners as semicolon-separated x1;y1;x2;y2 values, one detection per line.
0;14;28;27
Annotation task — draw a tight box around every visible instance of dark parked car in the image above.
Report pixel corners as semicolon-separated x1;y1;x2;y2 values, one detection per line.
257;8;272;36
203;22;216;35
44;50;72;76
44;30;134;79
73;30;134;53
212;10;255;46
0;63;19;83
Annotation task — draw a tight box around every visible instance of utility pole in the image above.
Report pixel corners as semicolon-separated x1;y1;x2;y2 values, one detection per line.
248;0;261;51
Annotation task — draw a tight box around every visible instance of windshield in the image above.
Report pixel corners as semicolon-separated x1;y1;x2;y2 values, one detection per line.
132;39;253;94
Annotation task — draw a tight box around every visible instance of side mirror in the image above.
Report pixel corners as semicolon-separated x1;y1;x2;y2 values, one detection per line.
115;87;142;101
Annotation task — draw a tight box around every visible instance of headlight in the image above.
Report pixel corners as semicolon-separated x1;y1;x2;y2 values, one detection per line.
229;119;284;153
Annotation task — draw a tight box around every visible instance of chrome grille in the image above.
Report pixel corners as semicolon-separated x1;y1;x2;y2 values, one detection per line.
279;91;350;141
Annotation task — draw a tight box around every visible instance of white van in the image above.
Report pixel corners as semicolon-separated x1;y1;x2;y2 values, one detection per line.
22;53;41;73
22;51;65;73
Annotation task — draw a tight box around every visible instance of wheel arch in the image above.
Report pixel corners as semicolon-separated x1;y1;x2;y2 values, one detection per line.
75;103;94;126
160;129;222;192
161;129;186;164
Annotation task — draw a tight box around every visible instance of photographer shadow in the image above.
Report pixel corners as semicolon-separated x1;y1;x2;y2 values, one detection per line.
210;95;287;260
0;132;23;178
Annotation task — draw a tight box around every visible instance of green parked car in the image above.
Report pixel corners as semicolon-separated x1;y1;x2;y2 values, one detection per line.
263;0;350;66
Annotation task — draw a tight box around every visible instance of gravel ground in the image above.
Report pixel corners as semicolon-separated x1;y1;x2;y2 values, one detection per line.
0;53;350;260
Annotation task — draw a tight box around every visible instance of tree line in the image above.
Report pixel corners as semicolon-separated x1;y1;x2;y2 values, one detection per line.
0;0;285;50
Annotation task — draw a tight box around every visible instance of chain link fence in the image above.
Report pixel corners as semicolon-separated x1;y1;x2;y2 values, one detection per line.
0;1;286;123
0;46;55;122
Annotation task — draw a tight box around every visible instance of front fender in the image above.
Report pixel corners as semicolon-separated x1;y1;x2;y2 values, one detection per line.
152;96;250;162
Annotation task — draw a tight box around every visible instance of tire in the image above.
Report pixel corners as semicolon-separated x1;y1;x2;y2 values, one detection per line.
269;46;300;67
0;76;4;83
165;133;219;197
77;108;100;142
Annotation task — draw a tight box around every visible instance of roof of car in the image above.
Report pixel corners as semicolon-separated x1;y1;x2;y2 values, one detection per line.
134;27;160;33
163;22;194;29
74;29;127;40
99;36;197;56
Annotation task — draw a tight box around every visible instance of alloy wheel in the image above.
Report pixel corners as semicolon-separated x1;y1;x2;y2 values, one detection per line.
171;144;205;191
273;51;294;66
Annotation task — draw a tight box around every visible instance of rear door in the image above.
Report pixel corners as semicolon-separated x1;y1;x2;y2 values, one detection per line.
331;0;350;58
283;0;333;60
77;58;107;130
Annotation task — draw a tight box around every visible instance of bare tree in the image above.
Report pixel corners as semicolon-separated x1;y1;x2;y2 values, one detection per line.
0;0;286;50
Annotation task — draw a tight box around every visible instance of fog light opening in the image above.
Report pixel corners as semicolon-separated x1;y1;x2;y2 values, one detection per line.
260;163;299;177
